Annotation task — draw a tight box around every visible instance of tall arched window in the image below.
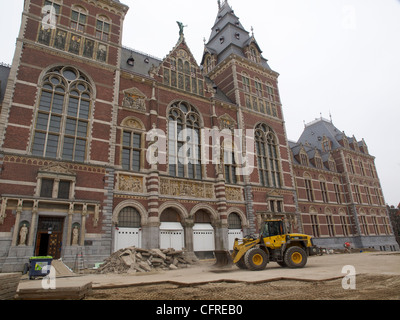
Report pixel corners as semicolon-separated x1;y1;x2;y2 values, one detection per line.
168;101;202;180
255;124;282;188
228;213;242;229
32;66;93;162
118;207;141;228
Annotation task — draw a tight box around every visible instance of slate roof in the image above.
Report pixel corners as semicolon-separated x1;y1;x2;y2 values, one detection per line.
120;47;162;77
297;118;344;150
204;0;271;70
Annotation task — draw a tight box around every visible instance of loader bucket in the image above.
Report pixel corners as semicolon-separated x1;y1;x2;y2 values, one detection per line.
214;250;233;268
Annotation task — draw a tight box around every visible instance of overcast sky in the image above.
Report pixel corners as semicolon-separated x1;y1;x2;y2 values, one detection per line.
0;0;399;206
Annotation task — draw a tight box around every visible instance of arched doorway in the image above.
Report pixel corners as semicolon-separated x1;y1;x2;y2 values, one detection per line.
228;212;243;251
114;207;142;252
193;210;215;259
159;208;184;251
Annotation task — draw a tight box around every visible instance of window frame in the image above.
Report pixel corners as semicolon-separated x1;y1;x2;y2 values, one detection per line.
70;6;87;33
37;171;76;201
255;124;282;188
96;15;111;42
168;101;203;180
31;66;93;163
121;131;143;172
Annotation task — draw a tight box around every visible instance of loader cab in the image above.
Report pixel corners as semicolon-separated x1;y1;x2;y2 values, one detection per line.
261;220;285;238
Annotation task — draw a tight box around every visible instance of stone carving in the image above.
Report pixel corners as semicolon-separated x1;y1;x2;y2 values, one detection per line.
93;205;100;228
122;87;146;111
121;117;144;130
0;198;7;225
39;164;75;176
19;224;28;246
225;187;243;201
118;175;143;193
160;178;215;199
218;113;237;131
72;225;79;246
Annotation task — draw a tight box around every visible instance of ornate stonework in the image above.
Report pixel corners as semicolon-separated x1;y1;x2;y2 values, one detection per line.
225;186;243;201
218;113;237;130
117;174;144;193
121;87;147;111
160;178;215;199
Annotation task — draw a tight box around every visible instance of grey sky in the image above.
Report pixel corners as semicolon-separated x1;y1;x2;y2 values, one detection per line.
0;0;399;206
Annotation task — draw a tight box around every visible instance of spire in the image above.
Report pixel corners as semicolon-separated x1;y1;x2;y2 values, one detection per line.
218;0;230;11
201;1;271;71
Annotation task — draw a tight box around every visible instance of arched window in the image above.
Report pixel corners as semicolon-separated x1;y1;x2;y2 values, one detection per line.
70;5;87;33
255;124;282;188
168;101;202;180
228;213;242;229
118;207;141;228
32;66;93;162
121;117;145;172
96;15;111;42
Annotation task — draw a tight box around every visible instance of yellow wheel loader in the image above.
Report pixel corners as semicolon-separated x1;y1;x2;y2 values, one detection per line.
221;219;321;271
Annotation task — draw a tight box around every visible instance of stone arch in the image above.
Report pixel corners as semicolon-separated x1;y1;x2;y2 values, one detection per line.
158;201;188;223
189;203;218;225
112;200;148;226
226;207;248;228
166;99;204;127
120;116;145;130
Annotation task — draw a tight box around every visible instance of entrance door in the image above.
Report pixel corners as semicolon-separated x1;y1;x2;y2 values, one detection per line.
193;223;215;252
114;207;142;252
35;217;64;259
114;228;142;252
159;208;184;251
159;223;184;251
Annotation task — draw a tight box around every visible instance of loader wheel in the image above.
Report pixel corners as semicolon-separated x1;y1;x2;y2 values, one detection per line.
236;257;247;269
284;246;307;268
244;248;268;271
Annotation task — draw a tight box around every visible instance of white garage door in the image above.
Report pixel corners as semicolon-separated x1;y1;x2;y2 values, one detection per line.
160;222;184;251
193;223;215;252
228;229;243;251
114;228;141;252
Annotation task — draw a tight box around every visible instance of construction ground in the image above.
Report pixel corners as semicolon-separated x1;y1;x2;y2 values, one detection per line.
13;251;400;300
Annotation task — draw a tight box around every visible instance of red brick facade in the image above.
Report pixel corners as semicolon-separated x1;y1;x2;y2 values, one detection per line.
0;0;397;271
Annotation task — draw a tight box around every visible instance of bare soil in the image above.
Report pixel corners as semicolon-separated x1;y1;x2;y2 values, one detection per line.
86;274;400;300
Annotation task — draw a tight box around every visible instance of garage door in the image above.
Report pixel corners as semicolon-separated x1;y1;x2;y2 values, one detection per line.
193;223;215;252
160;222;184;251
228;229;243;251
114;228;141;252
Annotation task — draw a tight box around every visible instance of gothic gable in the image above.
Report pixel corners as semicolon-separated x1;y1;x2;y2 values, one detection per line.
151;36;207;97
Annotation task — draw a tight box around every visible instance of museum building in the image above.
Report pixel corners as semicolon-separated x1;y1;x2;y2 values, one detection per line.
0;0;397;272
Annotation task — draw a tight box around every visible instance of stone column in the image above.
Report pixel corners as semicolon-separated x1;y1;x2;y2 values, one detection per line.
11;200;23;246
28;200;38;246
184;219;194;252
66;203;74;246
80;204;87;247
145;170;160;249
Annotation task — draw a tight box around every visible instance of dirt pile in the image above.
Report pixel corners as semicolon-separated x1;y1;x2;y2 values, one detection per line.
97;247;197;274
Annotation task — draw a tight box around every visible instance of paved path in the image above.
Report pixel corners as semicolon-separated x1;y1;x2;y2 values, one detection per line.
17;252;400;296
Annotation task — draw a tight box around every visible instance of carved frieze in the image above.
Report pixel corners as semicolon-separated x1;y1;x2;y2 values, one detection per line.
118;174;144;193
225;186;243;201
121;87;147;111
160;178;215;199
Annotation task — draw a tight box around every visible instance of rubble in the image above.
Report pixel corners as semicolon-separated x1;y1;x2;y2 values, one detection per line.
97;247;197;274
